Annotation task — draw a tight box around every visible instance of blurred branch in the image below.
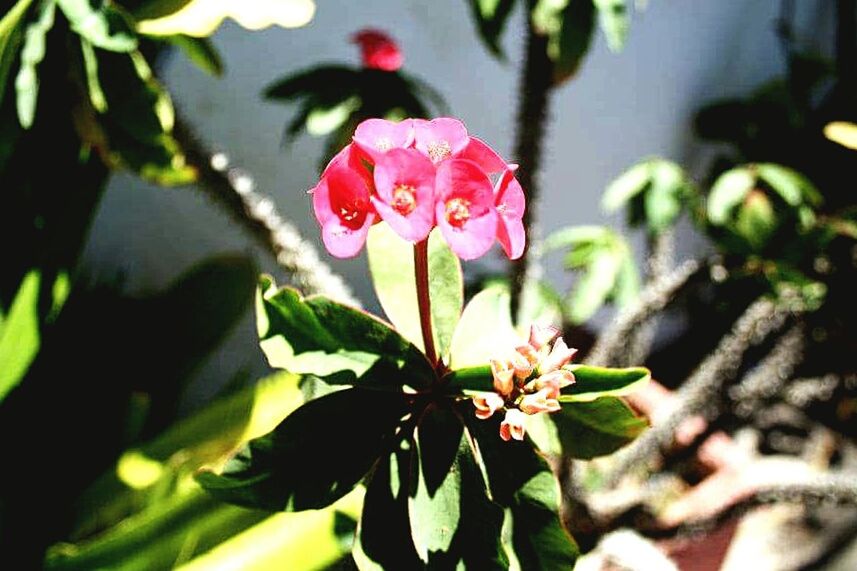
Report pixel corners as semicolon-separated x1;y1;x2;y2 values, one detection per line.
588;258;702;366
509;17;555;319
172;114;360;306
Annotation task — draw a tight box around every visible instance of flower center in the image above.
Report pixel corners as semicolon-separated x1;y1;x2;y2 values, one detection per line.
427;140;451;163
339;207;360;222
445;197;471;228
375;137;393;151
391;184;417;215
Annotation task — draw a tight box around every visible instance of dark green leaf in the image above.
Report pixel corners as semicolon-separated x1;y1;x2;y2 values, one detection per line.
561;365;650;402
165;34;223;76
264;66;359;101
367;225;463;362
256;276;434;389
755;163;822;208
133;0;194;20
57;0;137;52
735;190;777;250
468;0;517;58
353;439;422;570
552;397;646;459
550;0;597;84
14;0;55;128
593;0;628;52
197;389;408;512
463;410;579;569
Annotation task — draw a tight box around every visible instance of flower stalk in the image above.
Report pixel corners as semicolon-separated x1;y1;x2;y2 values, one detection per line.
414;239;439;369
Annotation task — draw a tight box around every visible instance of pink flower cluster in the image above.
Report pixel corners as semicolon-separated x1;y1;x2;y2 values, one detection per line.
311;118;525;261
473;325;577;441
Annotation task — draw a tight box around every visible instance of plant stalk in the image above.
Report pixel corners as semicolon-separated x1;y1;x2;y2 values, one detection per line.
509;17;555;320
414;239;438;368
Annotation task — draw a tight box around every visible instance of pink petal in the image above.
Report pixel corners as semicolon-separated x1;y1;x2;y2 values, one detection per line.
539;337;577;374
371;148;435;242
490;358;515;396
460;136;508;174
528;324;560;351
352;29;403;71
500;409;527;441
414;117;469;163
322;213;376;258
435;159;498;260
494;169;526;259
353;118;415;163
313;162;375;258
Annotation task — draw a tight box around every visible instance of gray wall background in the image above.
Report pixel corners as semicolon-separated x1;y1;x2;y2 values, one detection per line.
80;0;833;407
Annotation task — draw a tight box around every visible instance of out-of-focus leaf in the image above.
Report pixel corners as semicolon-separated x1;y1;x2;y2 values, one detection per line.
560;365;650;402
0;0;34;108
367;225;463;361
306;94;361;136
593;0;628;52
133;0;194;20
79;39;107;112
164;34;223;76
613;251;639;308
601;161;650;212
645;160;686;232
14;0;55;128
516;278;564;331
463;411;579;568
468;0;517;58
567;248;621;323
256;276;433;389
540;0;597;84
264;66;359;101
449;285;518;370
197;388;408;512
756;162;822;208
824;121;857;150
137;0;316;37
735;190;777;250
552;397;646;459
0;271;40;402
707;166;756;225
57;0;137;52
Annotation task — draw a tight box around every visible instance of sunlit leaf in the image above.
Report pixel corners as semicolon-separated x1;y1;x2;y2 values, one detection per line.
197;388;408;512
14;0;54;128
552;397;646;459
735;190;776;250
137;0;316;37
593;0;628;52
0;0;34;108
560;365;650;402
367;225;462;361
755;162;822;208
449;285;518;370
57;0;137;52
164;34;223;76
824;120;857;151
306;95;361;136
567;247;621;323
256;275;433;389
0;271;40;402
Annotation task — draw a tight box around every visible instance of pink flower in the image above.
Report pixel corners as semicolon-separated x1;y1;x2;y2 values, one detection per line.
525;369;575;400
352;118;414;163
519;388;561;415
528;324;560;351
435;159;498;260
539;337;577;375
414;118;470;164
312;151;376;258
371;149;436;242
490;358;515;396
459;137;509;175
499;408;527;441
352;29;403;71
473;392;505;420
494;169;526;260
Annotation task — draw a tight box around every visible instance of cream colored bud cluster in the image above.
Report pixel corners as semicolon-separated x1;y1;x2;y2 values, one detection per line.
473;324;577;441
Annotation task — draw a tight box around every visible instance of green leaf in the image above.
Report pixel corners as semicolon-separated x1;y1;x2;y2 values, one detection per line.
14;0;54;128
0;270;40;402
546;0;597;84
612;251;640;309
133;0;194;20
57;0;137;52
645;160;686;233
552;397;647;459
707;167;756;225
593;0;628;52
164;34;223;76
463;410;579;569
306;94;361;136
543;224;611;252
560;365;650;402
755;163;823;208
567;247;622;323
367;225;463;362
264;65;359;101
601;161;651;213
197;388;408;512
0;0;34;109
79;38;107;112
516;278;564;331
449;285;518;370
353;440;423;570
256;276;434;389
735;190;777;250
468;0;517;58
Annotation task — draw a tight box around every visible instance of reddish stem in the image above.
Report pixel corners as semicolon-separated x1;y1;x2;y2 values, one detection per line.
414;240;438;368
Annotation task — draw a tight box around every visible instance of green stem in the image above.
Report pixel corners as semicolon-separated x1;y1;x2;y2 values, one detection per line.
414;240;438;368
